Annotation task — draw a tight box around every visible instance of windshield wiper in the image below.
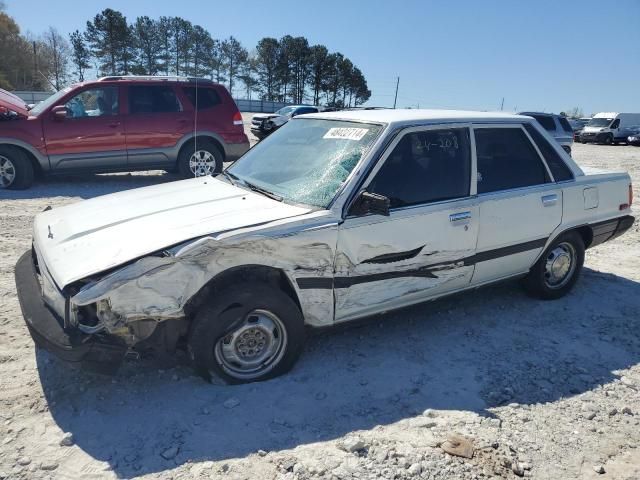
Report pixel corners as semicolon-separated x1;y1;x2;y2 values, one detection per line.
242;180;283;202
220;170;237;186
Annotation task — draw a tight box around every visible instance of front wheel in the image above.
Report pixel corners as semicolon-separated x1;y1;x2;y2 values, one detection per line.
522;231;585;300
0;146;34;190
178;140;223;178
188;283;305;384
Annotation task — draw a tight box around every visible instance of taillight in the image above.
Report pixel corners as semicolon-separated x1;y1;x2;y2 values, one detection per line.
232;111;243;126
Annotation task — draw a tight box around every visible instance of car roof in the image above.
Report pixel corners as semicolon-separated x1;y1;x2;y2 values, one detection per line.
518;111;557;118
304;108;531;127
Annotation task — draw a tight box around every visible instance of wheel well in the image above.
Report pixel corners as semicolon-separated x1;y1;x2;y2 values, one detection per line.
0;144;43;177
572;226;593;249
184;265;302;318
179;136;225;163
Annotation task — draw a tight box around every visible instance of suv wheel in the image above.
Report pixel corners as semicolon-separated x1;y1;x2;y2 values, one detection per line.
188;283;305;384
178;140;223;178
522;231;585;300
0;146;34;190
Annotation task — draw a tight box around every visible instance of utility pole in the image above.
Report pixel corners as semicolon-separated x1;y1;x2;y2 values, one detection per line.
393;76;399;109
32;41;38;89
500;97;504;111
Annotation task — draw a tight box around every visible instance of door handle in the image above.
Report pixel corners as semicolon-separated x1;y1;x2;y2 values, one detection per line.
541;194;558;207
177;118;188;123
450;211;471;223
107;122;120;128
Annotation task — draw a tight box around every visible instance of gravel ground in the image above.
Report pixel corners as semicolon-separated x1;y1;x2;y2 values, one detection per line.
0;117;639;479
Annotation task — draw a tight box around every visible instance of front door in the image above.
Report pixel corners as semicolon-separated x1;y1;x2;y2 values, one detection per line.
335;125;479;322
471;125;562;284
43;85;127;171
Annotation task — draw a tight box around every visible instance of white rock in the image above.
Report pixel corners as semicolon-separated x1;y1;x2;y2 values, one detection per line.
40;461;58;471
223;398;240;409
59;432;74;447
339;437;366;453
161;446;179;460
16;457;31;466
408;463;422;475
593;465;605;474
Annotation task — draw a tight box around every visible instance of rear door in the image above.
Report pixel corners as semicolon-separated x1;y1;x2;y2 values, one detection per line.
124;84;193;168
335;125;479;322
42;85;127;171
471;124;562;285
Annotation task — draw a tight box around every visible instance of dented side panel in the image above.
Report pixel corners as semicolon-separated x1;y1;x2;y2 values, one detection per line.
334;199;479;322
71;213;339;341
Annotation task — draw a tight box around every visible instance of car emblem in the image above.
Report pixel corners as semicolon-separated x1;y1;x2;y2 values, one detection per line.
48;225;53;239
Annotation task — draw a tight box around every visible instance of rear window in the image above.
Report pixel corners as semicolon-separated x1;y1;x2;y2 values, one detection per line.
530;114;556;131
475;127;549;194
524;124;574;182
183;87;221;110
558;116;573;133
129;86;181;114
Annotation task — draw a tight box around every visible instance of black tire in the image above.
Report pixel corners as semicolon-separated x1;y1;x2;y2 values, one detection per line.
177;140;223;178
522;231;585;300
0;145;34;190
188;282;305;384
603;134;613;145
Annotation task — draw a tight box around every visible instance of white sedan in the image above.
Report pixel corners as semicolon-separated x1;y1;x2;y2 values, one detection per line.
16;109;634;383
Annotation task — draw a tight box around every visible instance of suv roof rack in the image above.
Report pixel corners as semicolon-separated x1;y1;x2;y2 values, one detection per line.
97;75;214;84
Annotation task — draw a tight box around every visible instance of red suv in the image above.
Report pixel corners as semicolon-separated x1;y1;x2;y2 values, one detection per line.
0;77;249;189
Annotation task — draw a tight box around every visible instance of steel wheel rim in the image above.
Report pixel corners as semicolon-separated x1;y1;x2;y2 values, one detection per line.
544;242;576;289
0;155;16;188
189;150;216;176
214;309;288;380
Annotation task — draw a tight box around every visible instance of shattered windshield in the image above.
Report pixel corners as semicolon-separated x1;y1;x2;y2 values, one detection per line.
229;118;383;208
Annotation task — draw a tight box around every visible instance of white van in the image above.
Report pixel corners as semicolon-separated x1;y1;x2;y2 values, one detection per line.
580;112;640;145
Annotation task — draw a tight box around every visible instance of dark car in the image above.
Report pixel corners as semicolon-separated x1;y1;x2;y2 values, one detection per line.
250;105;319;139
0;76;250;189
627;128;640;146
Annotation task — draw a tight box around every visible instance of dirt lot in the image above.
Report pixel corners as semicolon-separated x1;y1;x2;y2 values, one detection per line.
0;118;639;479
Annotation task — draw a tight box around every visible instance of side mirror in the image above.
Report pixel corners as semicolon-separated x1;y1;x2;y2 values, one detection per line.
349;191;390;217
51;105;67;121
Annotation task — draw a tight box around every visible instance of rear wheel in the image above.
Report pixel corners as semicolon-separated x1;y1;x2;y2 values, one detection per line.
188;283;305;384
177;140;223;178
522;231;585;300
0;146;34;190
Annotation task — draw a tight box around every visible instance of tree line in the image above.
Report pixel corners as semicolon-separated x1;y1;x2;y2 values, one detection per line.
0;6;370;107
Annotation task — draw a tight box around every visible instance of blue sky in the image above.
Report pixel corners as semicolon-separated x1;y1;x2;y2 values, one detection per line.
6;0;640;114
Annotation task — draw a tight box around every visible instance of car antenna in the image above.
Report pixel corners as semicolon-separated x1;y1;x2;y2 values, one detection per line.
193;74;198;178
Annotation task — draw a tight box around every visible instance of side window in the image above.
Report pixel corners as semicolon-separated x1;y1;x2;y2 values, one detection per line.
182;87;221;110
558;116;574;133
524;124;573;181
296;107;317;115
65;87;118;118
610;119;620;129
129;86;181;114
475;127;549;194
368;128;471;208
531;115;556;131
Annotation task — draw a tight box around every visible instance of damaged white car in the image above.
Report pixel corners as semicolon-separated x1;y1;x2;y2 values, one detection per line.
16;109;634;383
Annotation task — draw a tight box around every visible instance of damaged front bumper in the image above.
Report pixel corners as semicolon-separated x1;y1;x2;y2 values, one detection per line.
15;250;127;374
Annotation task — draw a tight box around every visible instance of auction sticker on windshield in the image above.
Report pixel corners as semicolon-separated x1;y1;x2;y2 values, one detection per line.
323;127;369;141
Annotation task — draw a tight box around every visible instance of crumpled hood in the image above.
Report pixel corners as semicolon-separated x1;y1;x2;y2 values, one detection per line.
33;177;311;287
253;113;280;121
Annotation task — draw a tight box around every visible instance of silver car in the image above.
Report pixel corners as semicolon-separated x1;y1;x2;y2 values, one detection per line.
519;112;574;155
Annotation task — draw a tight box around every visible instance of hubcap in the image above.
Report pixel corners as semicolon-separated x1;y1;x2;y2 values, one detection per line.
544;242;576;289
0;155;16;188
189;150;217;176
214;309;288;380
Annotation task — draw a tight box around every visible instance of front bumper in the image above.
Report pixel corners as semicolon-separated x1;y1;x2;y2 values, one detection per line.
580;132;607;143
15;250;127;374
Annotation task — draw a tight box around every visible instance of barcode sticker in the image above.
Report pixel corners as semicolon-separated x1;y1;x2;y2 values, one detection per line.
323;127;369;141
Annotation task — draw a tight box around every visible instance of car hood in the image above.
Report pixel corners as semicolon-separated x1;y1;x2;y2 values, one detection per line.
33;177;311;287
582;126;606;133
253;113;281;121
0;90;29;118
